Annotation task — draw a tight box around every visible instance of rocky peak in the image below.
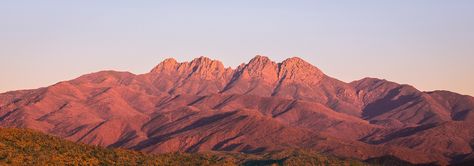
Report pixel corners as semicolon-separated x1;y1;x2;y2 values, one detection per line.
278;57;324;85
239;55;279;82
248;55;271;63
279;57;318;71
150;56;231;80
190;56;212;65
186;56;230;79
189;56;225;71
150;58;179;73
150;56;325;84
281;57;307;65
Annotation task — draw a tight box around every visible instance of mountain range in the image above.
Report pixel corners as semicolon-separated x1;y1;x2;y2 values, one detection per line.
1;56;473;165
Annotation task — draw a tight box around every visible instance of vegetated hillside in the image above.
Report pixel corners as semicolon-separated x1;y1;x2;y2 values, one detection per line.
0;128;233;166
0;127;378;166
1;56;473;165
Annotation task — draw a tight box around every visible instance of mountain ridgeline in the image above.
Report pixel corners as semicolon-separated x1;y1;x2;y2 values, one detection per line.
1;56;473;165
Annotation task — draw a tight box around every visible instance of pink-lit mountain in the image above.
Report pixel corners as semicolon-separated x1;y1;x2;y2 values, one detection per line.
1;56;473;165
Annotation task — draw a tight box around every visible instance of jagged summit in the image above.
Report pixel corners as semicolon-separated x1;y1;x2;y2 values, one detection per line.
150;57;178;73
249;55;272;63
151;56;226;72
239;55;279;81
278;57;324;84
189;56;219;66
148;55;326;91
150;55;323;78
146;55;328;96
282;56;306;63
149;56;231;83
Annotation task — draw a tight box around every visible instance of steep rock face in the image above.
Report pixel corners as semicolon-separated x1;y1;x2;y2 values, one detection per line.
222;55;280;96
277;57;324;85
270;57;326;100
1;55;473;165
150;57;232;81
147;57;234;96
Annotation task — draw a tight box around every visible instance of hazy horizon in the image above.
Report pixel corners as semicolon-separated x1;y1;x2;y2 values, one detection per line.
1;0;473;96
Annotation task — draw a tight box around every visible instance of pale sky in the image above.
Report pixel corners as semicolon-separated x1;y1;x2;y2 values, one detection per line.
1;0;473;96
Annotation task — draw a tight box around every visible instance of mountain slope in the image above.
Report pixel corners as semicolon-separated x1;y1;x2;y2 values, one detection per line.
1;56;473;165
